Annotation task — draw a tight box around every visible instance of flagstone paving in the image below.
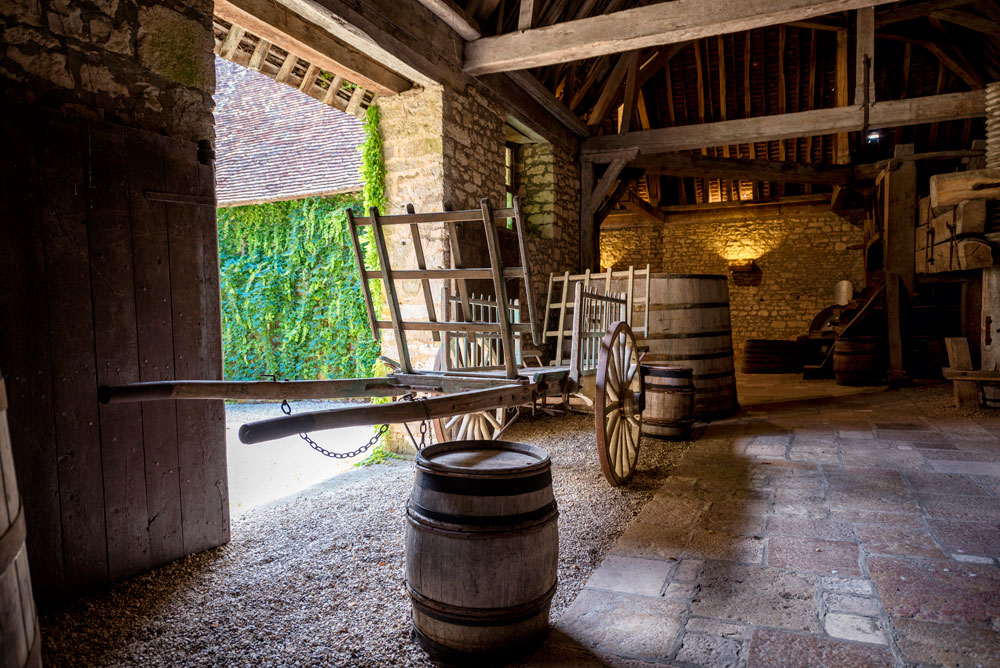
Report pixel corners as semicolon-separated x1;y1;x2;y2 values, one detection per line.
528;380;1000;667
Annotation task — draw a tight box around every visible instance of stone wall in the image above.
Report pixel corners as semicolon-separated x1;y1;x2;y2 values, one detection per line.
1;0;215;143
601;203;864;360
442;85;506;209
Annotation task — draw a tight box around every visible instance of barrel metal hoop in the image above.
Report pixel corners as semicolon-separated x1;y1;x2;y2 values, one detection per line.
644;418;694;427
407;499;557;528
645;387;695;395
649;301;730;310
406;581;556;628
0;500;25;576
415;469;552;496
644;330;732;340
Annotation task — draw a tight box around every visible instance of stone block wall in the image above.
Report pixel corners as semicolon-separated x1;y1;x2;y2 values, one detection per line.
442;84;506;209
601;203;864;360
1;0;215;143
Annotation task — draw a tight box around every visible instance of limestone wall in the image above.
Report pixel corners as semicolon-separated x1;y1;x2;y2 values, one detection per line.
1;0;215;143
601;203;864;360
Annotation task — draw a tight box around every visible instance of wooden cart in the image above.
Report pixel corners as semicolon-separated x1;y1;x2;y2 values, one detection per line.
100;198;645;485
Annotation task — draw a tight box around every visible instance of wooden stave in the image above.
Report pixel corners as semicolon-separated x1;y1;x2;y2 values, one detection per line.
0;378;39;668
405;440;558;660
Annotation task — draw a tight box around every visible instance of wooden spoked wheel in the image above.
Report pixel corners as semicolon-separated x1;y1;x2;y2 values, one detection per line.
431;346;508;442
433;408;509;442
595;321;643;486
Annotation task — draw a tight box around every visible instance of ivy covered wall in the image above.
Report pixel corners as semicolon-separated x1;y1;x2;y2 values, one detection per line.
217;195;380;380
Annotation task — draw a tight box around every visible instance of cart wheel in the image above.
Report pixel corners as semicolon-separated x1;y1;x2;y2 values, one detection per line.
595;321;643;486
433;408;509;443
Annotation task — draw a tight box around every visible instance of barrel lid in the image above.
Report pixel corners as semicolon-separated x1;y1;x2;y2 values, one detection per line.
416;440;551;477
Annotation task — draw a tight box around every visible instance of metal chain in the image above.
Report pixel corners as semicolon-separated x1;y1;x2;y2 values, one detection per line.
280;399;387;459
400;393;429;450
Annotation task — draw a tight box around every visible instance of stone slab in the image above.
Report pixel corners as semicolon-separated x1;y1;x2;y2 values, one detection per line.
675;632;743;668
829;508;924;528
585;555;675;597
611;523;691;560
765;517;856;542
920;493;1000;522
684;531;765;563
867;555;1000;626
929;520;1000;559
892;617;1000;668
903;472;992;496
823;592;881;616
767;536;862;576
683;617;749;639
820;577;874;596
556;589;685;662
746;628;894;668
690;562;819;633
855;525;945;559
929;461;1000;477
823;612;886;645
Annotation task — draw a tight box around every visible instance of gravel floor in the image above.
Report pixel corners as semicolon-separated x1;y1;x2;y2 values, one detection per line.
41;411;692;667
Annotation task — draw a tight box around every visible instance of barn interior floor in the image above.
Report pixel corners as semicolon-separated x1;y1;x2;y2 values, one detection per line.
528;379;1000;668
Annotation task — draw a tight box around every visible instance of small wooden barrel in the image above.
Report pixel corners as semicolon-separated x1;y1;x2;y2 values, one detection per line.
741;339;806;374
640;365;694;440
0;375;41;668
405;440;558;663
833;337;887;386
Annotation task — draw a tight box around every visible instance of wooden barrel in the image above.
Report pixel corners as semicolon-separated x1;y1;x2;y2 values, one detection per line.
741;339;807;374
405;440;558;662
639;274;738;419
0;375;41;668
833;337;888;386
640;365;694;440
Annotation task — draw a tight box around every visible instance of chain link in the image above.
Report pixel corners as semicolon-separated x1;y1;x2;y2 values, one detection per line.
280;399;387;459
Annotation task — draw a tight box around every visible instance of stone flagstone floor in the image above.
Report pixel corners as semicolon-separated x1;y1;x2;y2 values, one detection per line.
528;380;1000;668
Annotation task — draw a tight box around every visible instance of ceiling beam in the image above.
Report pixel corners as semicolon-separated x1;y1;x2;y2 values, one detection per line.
215;0;412;95
415;0;482;40
632;151;856;185
464;0;898;74
582;90;986;156
505;70;589;136
875;0;972;27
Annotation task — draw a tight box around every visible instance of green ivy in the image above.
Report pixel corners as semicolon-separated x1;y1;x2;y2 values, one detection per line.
217;195;380;381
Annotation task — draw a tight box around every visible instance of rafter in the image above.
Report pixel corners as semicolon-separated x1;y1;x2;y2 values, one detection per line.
215;0;411;95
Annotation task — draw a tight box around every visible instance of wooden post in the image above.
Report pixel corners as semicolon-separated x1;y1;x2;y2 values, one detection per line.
884;144;917;294
945;337;980;409
835;28;850;163
886;272;904;386
580;159;595;271
855;7;875;106
983;266;1000;406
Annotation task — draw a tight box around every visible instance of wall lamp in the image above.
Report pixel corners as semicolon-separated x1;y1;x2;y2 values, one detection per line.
727;259;757;273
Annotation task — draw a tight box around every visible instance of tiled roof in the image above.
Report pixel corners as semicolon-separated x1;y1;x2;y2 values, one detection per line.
214;57;365;207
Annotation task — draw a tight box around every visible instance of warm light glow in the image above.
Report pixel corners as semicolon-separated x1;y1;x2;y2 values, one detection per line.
712;219;788;261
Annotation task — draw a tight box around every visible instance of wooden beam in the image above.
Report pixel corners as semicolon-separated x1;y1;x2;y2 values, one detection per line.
619;52;639;134
588;52;633;126
518;0;537;31
590;151;637;211
464;0;897;74
415;0;483;39
631;151;856;185
247;38;271;70
505;70;588;137
622;190;665;224
835;28;850;163
931;8;1000;37
581;90;986;155
855;7;875;105
215;0;411;96
876;0;972;27
218;24;245;59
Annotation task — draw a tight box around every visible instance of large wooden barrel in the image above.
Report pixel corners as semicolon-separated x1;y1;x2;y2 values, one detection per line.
833;337;887;386
0;375;41;668
640;365;694;440
639;274;738;418
405;441;558;662
741;339;807;374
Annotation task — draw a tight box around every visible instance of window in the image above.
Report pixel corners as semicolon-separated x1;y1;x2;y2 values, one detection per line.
504;143;517;228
